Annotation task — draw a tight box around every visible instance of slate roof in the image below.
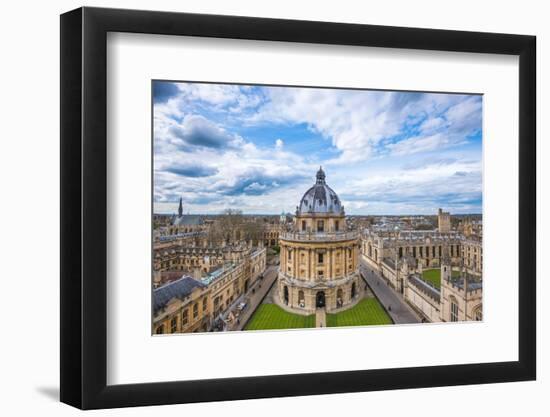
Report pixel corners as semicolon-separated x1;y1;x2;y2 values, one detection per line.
382;257;396;270
409;274;441;302
153;276;206;313
173;215;205;226
449;277;483;291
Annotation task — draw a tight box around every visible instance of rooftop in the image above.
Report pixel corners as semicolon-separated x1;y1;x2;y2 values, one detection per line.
153;276;206;313
173;215;205;226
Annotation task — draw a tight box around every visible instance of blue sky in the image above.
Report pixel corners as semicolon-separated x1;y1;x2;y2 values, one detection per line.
153;81;482;215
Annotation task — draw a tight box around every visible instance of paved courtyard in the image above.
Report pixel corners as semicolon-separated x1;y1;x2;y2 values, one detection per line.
228;262;279;331
360;261;421;325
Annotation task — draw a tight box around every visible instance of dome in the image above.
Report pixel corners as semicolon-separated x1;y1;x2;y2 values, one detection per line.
297;167;344;215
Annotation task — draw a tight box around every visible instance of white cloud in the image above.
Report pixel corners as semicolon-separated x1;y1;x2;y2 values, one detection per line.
153;83;482;214
246;89;479;164
387;133;464;156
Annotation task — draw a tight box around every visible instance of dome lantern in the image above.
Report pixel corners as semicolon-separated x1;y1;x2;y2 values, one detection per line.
316;166;326;184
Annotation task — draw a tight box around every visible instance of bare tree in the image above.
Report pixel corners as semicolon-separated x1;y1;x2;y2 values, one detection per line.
208;209;265;246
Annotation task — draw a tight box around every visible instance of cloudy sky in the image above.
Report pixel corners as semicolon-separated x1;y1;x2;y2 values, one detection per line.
153;81;482;216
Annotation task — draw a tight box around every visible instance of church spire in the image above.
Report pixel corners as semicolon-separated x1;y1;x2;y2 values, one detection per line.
178;197;183;217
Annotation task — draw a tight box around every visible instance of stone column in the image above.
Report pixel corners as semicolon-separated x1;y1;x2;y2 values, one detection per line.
328;248;332;278
308;248;312;280
293;247;297;278
344;247;348;276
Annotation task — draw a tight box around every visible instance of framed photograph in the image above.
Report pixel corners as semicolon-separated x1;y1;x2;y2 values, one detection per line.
60;6;536;409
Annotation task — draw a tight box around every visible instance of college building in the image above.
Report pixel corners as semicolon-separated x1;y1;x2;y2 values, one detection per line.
153;247;267;334
361;220;483;323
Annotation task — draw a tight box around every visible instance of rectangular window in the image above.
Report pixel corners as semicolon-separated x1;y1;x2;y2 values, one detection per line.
317;220;324;232
155;324;164;334
182;309;189;326
288;250;291;260
193;303;198;318
170;317;177;333
318;253;324;264
334;220;339;231
202;297;207;312
302;220;306;231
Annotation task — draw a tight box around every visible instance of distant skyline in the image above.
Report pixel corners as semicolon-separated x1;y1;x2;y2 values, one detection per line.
153;81;482;216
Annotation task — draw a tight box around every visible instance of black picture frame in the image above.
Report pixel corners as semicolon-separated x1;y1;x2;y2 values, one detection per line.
60;6;536;410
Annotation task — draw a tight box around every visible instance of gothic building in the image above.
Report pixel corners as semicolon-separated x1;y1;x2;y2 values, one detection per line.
361;211;483;323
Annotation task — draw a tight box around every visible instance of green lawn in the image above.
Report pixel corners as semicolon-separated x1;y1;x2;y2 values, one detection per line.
422;268;461;289
244;304;315;330
326;298;392;327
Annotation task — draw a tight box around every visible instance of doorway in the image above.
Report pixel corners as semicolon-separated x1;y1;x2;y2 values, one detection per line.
316;291;326;308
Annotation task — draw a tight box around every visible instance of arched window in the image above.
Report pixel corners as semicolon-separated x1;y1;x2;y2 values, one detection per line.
450;297;459;322
298;290;305;307
336;288;343;307
473;305;482;321
283;286;289;305
351;282;357;299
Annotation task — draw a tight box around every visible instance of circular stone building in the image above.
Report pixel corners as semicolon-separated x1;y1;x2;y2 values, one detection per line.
277;167;362;313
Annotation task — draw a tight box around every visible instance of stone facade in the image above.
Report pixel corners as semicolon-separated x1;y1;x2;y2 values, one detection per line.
361;229;483;286
263;223;281;247
153;241;253;277
439;258;483;322
438;208;451;233
153;248;267;334
277;168;362;314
